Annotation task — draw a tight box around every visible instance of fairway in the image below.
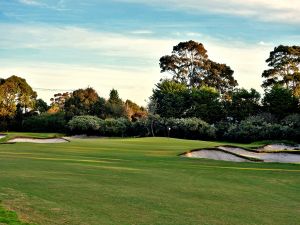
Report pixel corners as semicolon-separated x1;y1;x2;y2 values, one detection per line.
0;137;300;225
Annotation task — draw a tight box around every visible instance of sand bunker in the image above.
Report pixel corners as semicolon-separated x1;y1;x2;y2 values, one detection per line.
7;138;68;143
257;144;300;152
186;150;250;162
184;144;300;163
0;134;6;139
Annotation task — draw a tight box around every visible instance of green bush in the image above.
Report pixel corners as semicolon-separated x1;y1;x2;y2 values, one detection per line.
68;115;102;135
100;118;131;137
22;113;67;132
281;114;300;141
131;117;215;140
224;115;292;142
164;117;216;140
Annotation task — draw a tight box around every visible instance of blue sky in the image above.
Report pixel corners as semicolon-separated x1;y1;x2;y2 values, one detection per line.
0;0;300;104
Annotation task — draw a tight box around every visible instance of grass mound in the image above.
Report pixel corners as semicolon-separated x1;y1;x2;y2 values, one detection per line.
0;133;64;144
0;204;34;225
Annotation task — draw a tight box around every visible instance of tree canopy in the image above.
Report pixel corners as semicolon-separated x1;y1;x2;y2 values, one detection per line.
64;87;103;119
262;45;300;97
0;75;37;118
262;85;299;119
159;40;238;94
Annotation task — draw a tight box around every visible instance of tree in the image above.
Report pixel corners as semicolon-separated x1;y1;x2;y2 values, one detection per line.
108;89;122;104
151;79;224;122
64;87;102;119
159;40;238;94
185;86;224;123
151;79;188;118
124;100;147;121
262;85;299;119
90;97;106;119
104;89;126;118
0;75;37;118
35;99;49;113
262;45;300;97
226;88;261;121
48;92;70;114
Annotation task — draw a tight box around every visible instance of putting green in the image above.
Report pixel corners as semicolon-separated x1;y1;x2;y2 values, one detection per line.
0;136;300;225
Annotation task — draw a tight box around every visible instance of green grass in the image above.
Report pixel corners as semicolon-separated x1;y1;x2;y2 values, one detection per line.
0;136;300;225
0;204;34;225
0;132;64;143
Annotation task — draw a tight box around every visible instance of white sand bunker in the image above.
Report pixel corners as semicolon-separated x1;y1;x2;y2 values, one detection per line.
8;138;68;143
257;144;300;152
0;134;6;139
184;144;300;163
186;150;251;162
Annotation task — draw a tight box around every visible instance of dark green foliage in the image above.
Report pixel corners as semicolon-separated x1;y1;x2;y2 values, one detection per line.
226;88;261;121
104;102;126;119
100;118;131;137
164;117;216;140
104;89;126;118
22;113;66;133
64;88;101;119
185;87;224;123
151;80;188;118
262;85;299;119
224;114;293;142
108;89;122;104
132;117;216;140
67;115;101;135
151;80;224;122
262;45;300;96
281;114;300;140
35;99;49;113
90;97;106;119
159;40;238;94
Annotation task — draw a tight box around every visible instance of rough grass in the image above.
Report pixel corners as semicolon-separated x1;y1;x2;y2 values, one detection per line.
0;136;300;225
0;204;34;225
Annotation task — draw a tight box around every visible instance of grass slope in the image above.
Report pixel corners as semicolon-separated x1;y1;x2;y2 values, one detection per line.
0;204;34;225
0;137;299;225
0;132;64;143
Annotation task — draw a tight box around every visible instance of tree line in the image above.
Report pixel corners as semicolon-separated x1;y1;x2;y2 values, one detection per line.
1;40;300;142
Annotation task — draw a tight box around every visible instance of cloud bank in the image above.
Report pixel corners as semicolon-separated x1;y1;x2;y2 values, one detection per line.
117;0;300;24
0;24;273;104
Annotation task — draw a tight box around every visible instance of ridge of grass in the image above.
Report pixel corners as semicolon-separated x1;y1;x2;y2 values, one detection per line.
0;204;34;225
0;132;64;144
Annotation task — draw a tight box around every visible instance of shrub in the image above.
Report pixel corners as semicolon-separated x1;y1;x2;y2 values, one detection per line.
22;113;67;132
224;114;291;142
100;118;131;137
164;117;216;140
281;114;300;141
68;115;101;135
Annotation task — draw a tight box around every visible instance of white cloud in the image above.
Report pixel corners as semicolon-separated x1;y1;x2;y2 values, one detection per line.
0;24;174;59
186;32;202;37
117;0;300;24
19;0;42;6
0;24;274;104
130;30;154;35
258;41;274;46
18;0;68;11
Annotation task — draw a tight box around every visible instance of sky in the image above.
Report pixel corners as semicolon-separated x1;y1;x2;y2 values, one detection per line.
0;0;300;105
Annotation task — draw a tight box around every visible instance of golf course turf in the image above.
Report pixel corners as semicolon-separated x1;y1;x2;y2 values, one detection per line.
0;134;300;225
